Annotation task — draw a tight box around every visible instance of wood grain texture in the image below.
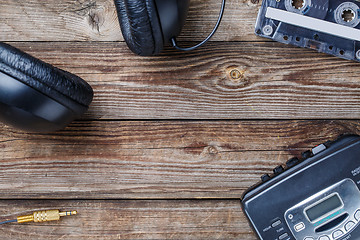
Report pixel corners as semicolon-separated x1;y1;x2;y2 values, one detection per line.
0;0;260;42
0;200;254;239
1;0;359;239
6;41;360;120
1;120;359;199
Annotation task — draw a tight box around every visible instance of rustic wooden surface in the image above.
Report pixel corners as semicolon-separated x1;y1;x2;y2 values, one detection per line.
0;0;359;239
0;200;251;240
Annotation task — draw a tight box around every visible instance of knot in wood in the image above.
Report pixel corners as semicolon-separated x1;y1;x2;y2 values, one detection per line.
88;9;104;32
230;69;243;80
208;146;218;155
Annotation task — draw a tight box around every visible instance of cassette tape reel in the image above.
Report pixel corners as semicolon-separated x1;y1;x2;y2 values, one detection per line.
255;0;360;61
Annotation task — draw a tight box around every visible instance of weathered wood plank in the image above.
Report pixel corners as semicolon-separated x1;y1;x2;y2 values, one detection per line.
0;0;260;42
2;1;356;239
0;120;358;199
0;200;253;239
6;42;360;120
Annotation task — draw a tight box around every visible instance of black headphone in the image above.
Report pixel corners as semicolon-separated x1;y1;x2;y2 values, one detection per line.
0;0;225;132
115;0;226;56
0;43;94;132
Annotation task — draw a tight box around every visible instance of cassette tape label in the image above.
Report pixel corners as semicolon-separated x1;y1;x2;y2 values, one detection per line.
255;0;360;61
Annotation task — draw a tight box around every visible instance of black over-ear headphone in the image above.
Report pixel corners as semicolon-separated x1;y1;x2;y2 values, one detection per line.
114;0;226;56
114;0;190;56
0;1;225;132
0;43;94;132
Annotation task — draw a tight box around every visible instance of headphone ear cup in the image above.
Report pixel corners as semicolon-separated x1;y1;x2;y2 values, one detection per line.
0;43;93;108
114;0;164;56
0;43;93;132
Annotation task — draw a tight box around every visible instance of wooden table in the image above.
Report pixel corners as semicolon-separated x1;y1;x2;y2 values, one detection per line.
1;0;359;239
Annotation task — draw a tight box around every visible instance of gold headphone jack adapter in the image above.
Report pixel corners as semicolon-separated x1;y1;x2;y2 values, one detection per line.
0;210;77;225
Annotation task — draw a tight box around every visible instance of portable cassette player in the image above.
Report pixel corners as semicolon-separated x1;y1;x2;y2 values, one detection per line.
241;135;360;240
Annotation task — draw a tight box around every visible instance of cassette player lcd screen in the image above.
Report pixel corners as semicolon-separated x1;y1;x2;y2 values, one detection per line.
305;194;342;222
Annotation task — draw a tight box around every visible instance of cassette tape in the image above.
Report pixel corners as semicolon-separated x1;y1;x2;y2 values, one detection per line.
255;0;360;61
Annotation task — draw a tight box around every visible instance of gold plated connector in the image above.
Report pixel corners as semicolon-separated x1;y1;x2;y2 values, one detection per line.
17;210;77;223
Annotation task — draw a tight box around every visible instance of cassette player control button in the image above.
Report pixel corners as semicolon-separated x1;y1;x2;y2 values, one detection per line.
286;157;300;168
271;219;282;228
332;230;344;239
311;144;327;155
273;165;284;174
318;236;330;240
278;233;289;240
354;209;360;221
302;150;313;159
323;140;332;148
345;221;355;231
294;222;305;232
304;238;314;240
261;174;271;182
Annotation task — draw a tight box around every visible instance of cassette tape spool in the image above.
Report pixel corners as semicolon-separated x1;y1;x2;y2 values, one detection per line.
255;0;360;61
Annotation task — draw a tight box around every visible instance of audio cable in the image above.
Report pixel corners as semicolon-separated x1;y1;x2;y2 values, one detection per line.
171;0;226;51
0;210;77;225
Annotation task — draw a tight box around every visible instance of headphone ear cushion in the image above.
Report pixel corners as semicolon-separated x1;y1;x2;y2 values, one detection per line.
114;0;164;56
0;43;93;111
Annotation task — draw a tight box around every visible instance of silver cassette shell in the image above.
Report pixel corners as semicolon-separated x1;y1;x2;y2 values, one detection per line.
255;0;360;61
